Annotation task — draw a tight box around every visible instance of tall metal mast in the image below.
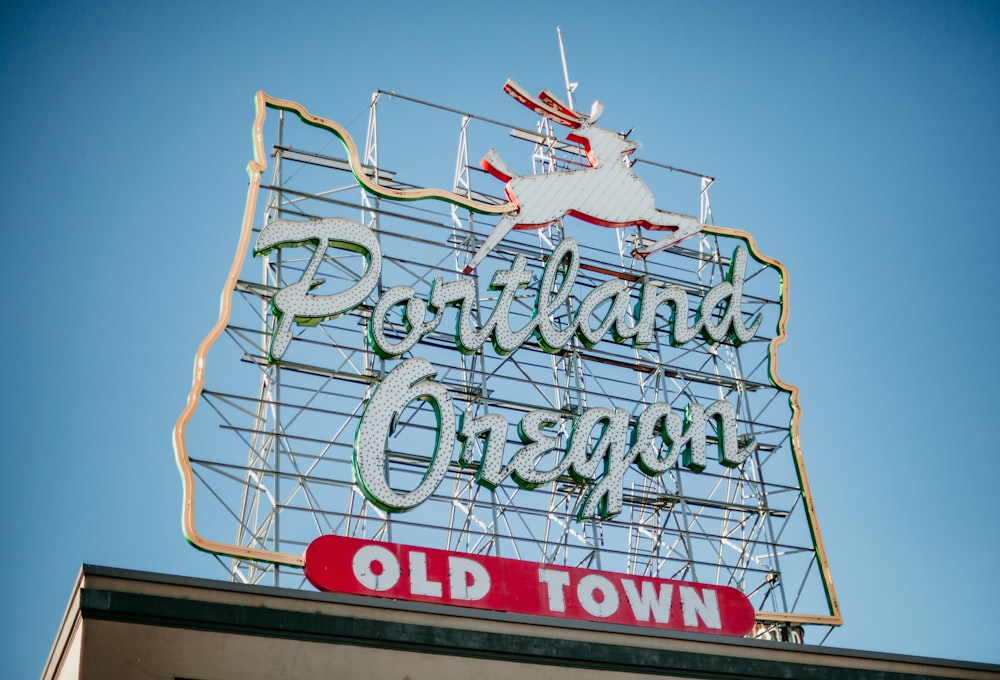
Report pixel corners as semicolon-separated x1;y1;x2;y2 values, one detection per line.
557;27;578;110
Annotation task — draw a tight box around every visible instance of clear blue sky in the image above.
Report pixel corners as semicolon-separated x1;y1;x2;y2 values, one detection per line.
2;1;998;676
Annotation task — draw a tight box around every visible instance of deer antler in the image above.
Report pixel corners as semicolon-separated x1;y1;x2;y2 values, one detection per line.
503;79;582;128
539;88;602;125
538;89;582;121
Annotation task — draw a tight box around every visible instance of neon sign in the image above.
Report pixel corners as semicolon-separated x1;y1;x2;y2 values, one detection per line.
257;216;762;517
174;83;842;630
305;534;756;636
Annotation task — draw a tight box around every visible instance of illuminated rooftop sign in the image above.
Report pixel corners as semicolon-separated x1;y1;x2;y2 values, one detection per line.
174;82;841;633
305;534;756;635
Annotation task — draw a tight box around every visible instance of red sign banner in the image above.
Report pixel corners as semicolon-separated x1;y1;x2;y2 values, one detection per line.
305;535;756;636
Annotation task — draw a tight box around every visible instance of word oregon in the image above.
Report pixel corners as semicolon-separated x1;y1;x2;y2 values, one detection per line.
254;217;762;362
354;357;758;519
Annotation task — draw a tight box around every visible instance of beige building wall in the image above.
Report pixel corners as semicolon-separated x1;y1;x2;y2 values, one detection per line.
44;566;1000;680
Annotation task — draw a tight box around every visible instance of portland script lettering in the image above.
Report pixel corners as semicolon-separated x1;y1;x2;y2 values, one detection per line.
255;217;761;519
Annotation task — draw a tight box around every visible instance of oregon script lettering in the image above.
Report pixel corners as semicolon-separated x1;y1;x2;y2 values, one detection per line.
256;217;761;519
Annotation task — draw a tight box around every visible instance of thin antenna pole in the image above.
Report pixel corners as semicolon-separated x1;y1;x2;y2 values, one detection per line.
557;26;577;110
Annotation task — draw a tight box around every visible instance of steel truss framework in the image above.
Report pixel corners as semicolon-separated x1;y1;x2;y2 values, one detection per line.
174;91;841;637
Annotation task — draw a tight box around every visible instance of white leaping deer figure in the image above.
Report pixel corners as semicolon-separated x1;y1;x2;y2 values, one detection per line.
463;79;701;274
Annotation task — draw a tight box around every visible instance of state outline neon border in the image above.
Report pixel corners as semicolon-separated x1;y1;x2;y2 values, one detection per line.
172;91;841;626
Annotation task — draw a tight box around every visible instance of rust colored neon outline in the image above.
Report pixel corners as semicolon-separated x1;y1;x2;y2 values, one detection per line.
172;92;841;626
702;225;842;626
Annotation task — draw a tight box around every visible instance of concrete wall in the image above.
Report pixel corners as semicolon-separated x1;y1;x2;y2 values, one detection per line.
43;566;1000;680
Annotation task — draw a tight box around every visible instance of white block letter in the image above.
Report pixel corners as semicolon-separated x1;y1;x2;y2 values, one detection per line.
621;579;673;623
680;586;721;629
538;569;571;612
352;544;400;592
448;556;490;601
577;574;619;618
409;551;443;598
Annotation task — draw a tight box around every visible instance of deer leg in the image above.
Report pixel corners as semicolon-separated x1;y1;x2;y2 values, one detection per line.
464;214;518;274
633;213;701;258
